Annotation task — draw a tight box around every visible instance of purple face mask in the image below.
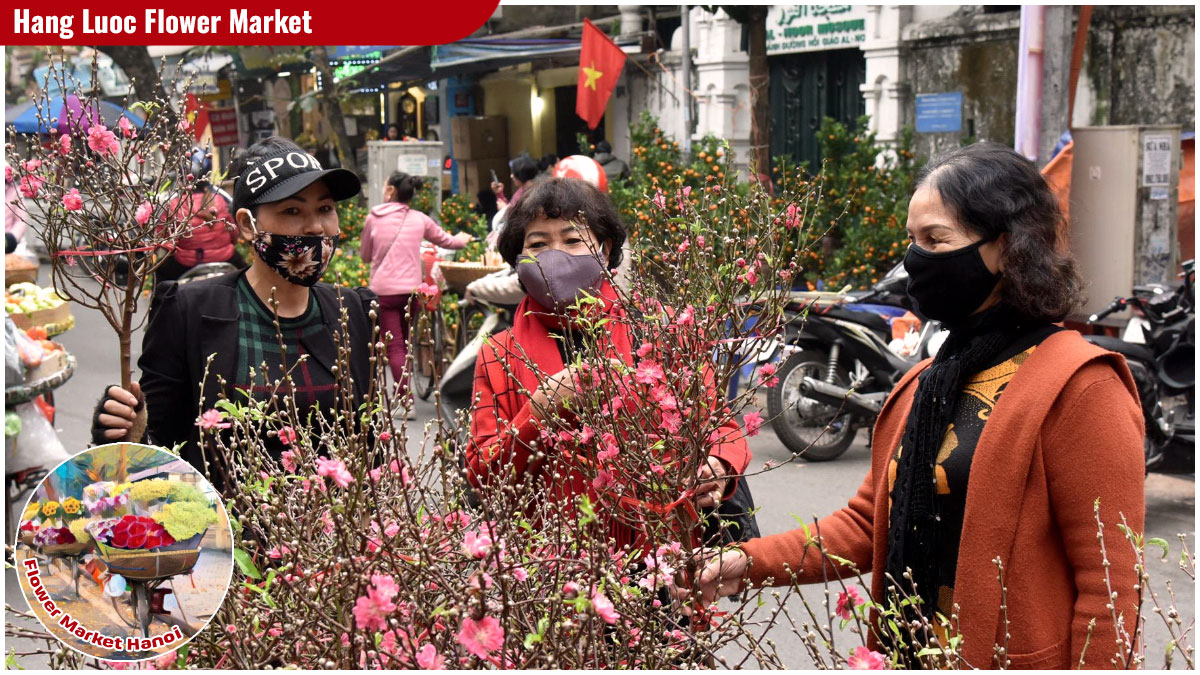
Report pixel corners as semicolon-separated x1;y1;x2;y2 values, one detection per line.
516;249;607;313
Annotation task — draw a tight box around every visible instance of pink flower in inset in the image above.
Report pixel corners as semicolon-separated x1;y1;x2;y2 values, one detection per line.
278;426;297;446
280;450;297;472
652;189;666;211
635;360;664;384
62;188;82;211
456;616;504;660
118;116;135;138
836;586;863;620
675;306;695;326
267;545;291;560
371;574;400;601
18;175;43;199
23;160;41;172
135;201;153;225
512;566;529;582
659;410;683;434
316;457;353;488
416;282;439;298
58;134;71;155
462;530;493;559
417;643;445;670
590;588;620;624
636;343;653;359
743;411;763;437
86;125;120;156
597;433;620;462
592;469;615;491
848;646;887;670
197;409;230;430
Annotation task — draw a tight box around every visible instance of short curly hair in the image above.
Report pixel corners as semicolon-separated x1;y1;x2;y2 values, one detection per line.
916;142;1085;322
496;177;626;270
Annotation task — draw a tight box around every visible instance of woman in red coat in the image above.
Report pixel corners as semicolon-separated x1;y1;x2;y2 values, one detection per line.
466;177;750;553
680;143;1145;669
154;181;245;293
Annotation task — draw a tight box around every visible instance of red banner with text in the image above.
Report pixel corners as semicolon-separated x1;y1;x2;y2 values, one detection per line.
4;1;500;45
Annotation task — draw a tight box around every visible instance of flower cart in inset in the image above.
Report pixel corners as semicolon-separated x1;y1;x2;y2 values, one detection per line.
98;534;204;639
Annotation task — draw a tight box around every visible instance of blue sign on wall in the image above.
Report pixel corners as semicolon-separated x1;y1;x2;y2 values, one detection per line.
915;92;963;133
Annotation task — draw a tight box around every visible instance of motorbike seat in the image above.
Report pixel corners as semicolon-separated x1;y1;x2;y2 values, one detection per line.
1084;335;1155;364
823;305;893;338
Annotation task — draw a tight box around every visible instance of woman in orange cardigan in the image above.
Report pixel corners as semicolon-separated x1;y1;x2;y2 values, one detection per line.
681;143;1145;669
466;177;750;552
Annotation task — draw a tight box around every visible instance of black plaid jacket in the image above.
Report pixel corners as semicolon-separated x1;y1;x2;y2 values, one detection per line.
139;272;376;485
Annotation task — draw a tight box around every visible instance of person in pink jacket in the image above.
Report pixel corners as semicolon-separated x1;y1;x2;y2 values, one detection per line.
360;172;472;397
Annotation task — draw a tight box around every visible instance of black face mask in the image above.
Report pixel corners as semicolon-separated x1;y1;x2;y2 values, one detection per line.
903;235;1001;325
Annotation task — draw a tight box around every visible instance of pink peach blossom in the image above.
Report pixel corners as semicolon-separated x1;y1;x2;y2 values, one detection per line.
58;134;71;154
462;530;493;559
280;450;297;473
635;360;664;384
135;201;153;225
278;426;297;446
848;646;887;670
836;586;863;621
197;408;230;430
456;616;504;660
591;588;620;624
61;188;82;211
416;643;445;669
315;457;353;487
117;116;135;138
86;125;120;156
743;411;764;437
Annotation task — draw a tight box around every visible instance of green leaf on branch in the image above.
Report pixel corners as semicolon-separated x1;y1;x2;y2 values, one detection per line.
1146;537;1170;560
234;547;262;579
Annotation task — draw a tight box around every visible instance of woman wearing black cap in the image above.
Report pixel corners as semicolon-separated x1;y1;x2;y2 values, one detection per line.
91;137;376;490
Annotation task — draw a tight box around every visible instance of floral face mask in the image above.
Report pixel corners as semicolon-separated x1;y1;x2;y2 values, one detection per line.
247;213;339;287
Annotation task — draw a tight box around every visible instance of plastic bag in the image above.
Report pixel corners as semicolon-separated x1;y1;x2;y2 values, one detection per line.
13;324;43;367
7;401;69;474
5;315;25;382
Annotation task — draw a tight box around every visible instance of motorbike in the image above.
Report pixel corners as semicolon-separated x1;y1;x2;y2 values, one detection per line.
438;296;518;443
1085;259;1195;473
766;262;946;461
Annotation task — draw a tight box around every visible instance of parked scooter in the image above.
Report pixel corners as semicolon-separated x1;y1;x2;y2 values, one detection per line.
1086;259;1195;473
438;297;518;443
766;262;946;461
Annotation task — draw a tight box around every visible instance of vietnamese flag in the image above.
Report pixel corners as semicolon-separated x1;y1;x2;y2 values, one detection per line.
577;18;627;130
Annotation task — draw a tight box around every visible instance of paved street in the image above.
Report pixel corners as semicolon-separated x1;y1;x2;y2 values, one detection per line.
6;261;1195;669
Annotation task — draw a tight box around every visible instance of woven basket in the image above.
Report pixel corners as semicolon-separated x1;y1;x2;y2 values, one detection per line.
5;353;75;405
41;540;92;556
97;542;201;581
19;531;35;547
438;262;507;293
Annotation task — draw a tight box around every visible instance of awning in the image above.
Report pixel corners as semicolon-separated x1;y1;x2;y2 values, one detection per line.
430;38;580;71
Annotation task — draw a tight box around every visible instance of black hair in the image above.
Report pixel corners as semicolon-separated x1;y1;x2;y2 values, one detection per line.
228;136;305;216
916;141;1084;322
386;171;423;204
496;177;625;270
386;123;401;135
475;188;498;209
539;154;560;172
509;155;540;184
594;140;612;154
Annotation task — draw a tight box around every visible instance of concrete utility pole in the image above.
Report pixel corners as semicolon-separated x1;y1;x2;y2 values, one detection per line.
1014;5;1045;163
680;5;692;157
1038;5;1074;167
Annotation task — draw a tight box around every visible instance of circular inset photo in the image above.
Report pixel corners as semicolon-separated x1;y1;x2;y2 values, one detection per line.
12;443;234;661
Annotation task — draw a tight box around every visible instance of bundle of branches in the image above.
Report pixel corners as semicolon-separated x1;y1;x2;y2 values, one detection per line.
5;52;209;389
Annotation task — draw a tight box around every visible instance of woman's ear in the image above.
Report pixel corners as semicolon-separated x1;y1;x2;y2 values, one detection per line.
601;241;612;267
235;208;257;241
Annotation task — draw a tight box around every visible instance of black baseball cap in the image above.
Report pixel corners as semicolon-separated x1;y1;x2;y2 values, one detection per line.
232;149;360;213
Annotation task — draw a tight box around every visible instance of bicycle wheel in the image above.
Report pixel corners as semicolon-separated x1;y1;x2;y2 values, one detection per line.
411;309;437;401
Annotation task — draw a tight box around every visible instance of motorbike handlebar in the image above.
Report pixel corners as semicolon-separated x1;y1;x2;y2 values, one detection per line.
1088;296;1128;324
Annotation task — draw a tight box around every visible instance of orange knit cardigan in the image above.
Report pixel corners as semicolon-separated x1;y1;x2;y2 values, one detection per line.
740;331;1146;669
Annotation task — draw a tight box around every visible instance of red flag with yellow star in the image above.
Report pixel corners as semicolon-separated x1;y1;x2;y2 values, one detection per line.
577;18;627;130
